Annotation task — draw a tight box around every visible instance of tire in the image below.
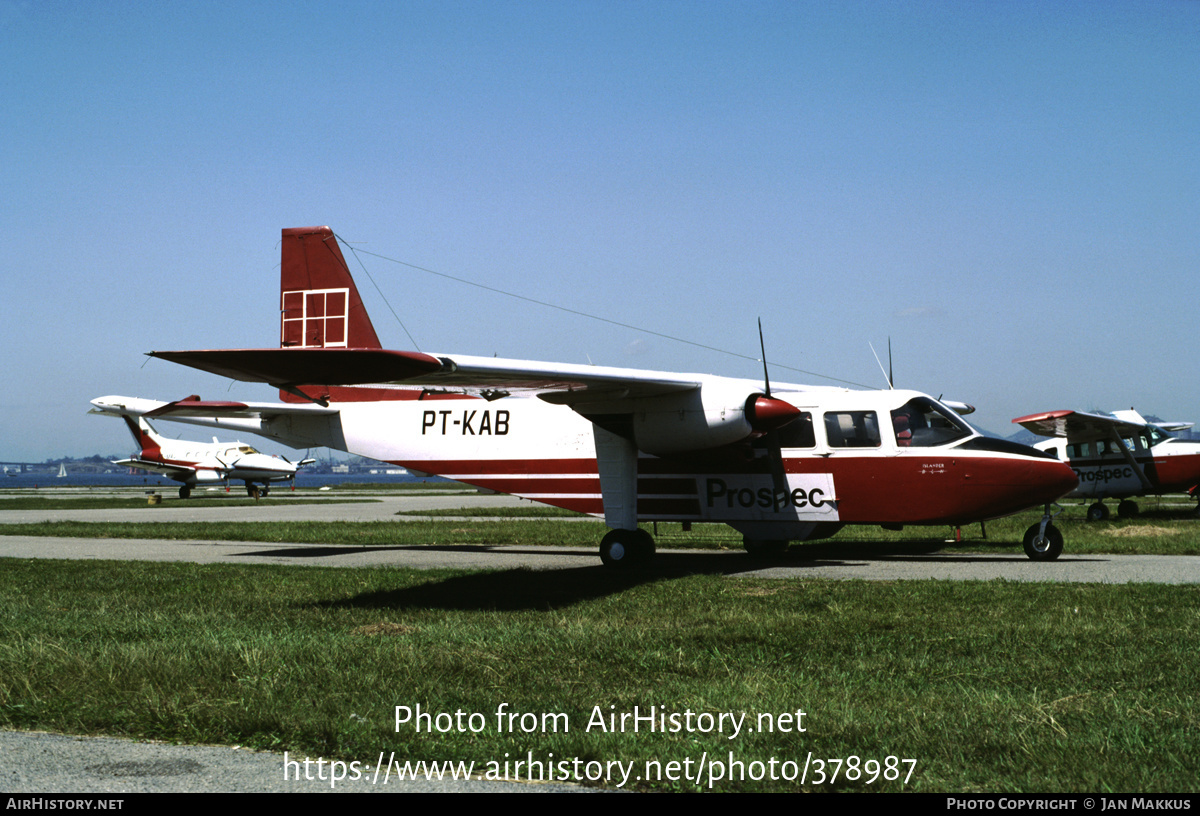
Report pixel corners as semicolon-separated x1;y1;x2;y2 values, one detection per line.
1086;502;1110;522
600;529;655;569
743;538;788;558
1117;499;1139;518
178;485;191;500
1023;522;1063;561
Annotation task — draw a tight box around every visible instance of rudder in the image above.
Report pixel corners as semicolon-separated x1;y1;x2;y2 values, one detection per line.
279;226;382;350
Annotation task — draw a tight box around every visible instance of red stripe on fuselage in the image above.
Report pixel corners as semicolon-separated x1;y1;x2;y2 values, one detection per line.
393;451;1076;525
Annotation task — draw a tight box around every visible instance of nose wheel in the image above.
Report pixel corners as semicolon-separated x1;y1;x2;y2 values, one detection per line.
1023;504;1064;561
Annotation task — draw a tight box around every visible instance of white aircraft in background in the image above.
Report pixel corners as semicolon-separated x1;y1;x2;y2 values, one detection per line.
92;412;314;499
90;226;1078;564
1013;408;1200;519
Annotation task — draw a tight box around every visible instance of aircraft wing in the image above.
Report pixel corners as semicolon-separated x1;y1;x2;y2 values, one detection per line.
148;348;717;403
113;457;199;479
1012;410;1150;443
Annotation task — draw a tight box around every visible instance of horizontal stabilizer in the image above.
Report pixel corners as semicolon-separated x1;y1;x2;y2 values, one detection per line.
148;348;445;387
90;395;340;419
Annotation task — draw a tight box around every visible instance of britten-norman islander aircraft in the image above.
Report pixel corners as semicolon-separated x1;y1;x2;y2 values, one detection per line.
91;226;1079;565
1013;409;1200;520
92;413;314;499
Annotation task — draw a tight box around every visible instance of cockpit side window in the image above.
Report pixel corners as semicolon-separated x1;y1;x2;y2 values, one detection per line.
750;411;815;451
890;398;973;448
778;412;815;448
824;411;881;448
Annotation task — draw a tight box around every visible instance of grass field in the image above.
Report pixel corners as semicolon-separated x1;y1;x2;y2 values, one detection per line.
0;496;1198;792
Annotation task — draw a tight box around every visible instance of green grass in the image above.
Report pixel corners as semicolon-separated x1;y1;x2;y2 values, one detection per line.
0;559;1196;792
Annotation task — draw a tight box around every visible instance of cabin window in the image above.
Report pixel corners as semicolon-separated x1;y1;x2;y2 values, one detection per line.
890;397;972;448
824;411;881;448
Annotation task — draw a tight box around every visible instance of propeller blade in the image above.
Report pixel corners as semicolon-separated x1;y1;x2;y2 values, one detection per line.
756;319;788;500
757;318;772;397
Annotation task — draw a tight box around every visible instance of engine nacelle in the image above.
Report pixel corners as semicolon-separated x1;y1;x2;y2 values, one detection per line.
629;383;802;456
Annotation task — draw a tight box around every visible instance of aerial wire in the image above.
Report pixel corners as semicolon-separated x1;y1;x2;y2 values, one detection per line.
339;239;872;389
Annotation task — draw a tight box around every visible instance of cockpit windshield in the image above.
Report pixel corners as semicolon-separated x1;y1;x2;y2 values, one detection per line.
890;397;974;448
1145;425;1173;447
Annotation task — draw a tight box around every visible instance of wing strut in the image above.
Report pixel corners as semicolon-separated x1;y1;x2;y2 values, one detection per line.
1105;426;1154;491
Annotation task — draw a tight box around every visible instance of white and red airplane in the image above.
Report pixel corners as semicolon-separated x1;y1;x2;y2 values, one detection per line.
1013;409;1200;520
92;412;314;499
90;226;1079;564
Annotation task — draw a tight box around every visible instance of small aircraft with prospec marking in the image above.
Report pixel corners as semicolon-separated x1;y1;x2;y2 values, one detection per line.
89;226;1079;565
1013;408;1200;520
89;412;314;499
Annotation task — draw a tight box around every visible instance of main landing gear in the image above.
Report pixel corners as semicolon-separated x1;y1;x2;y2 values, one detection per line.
743;538;788;558
1022;503;1064;561
599;528;655;568
1086;500;1138;521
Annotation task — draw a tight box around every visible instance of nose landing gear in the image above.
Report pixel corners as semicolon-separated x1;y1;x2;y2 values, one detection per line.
1023;504;1064;561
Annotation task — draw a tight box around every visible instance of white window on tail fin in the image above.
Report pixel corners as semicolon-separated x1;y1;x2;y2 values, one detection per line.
280;288;350;348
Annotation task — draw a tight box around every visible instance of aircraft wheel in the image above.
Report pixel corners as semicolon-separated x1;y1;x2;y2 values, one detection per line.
1022;522;1063;561
260;486;269;496
599;529;655;569
743;538;788;558
247;485;261;499
1086;502;1110;522
1117;499;1139;518
178;485;191;500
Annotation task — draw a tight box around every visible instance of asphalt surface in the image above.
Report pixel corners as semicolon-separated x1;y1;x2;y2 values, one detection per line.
1;488;1197;582
0;730;589;793
2;487;1198;793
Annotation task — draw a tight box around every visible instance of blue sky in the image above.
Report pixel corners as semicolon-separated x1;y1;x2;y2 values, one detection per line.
2;0;1197;461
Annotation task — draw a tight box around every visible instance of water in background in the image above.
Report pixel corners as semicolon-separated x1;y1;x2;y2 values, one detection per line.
0;470;440;490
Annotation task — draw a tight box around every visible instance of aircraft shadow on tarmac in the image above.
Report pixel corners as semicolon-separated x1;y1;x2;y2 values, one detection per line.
294;539;1050;613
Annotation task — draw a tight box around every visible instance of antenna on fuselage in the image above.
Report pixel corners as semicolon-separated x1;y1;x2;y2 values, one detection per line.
870;338;894;389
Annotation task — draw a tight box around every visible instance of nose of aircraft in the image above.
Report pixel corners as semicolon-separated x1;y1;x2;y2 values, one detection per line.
1034;457;1080;503
998;457;1079;515
962;447;1078;519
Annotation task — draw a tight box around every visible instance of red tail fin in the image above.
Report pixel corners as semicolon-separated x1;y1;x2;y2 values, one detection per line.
279;227;382;350
122;416;161;457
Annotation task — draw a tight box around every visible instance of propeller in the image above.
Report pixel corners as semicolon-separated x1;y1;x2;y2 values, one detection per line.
757;319;791;504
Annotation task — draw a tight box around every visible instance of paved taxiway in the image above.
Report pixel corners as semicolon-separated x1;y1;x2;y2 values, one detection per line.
2;488;1198;583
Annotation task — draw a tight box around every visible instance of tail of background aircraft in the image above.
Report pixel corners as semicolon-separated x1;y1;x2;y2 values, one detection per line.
280;226;382;351
121;416;162;456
